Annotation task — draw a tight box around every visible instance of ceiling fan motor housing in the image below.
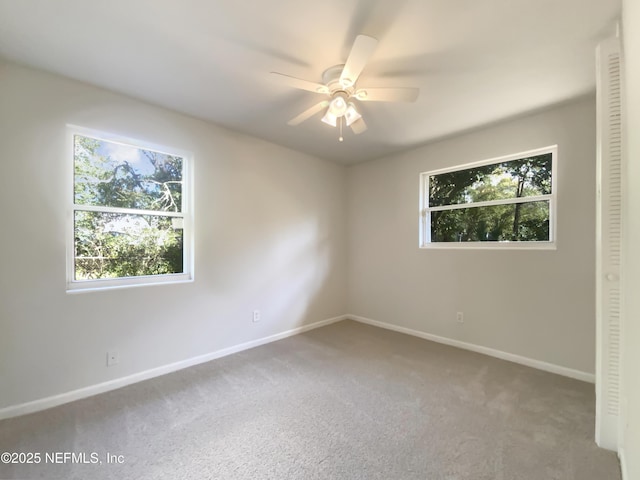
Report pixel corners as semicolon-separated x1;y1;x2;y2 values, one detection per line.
323;64;356;95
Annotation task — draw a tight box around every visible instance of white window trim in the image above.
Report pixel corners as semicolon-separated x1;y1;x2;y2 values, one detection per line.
66;125;194;293
419;145;558;250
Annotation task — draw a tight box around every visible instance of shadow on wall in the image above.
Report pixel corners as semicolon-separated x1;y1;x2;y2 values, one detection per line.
203;147;338;335
260;217;332;331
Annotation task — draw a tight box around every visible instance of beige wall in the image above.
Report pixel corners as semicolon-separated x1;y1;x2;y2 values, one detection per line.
0;61;347;410
347;97;597;374
622;0;640;477
0;55;620;444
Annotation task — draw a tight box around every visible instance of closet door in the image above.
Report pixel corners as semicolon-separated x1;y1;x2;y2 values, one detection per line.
595;35;623;451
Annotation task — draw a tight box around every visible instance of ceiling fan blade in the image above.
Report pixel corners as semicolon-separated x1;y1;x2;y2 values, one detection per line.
350;117;368;134
340;34;378;87
355;87;420;102
287;101;330;126
271;72;329;94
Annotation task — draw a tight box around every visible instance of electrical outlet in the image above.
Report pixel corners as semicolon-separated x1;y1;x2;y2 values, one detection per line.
107;350;119;366
456;312;464;324
253;310;261;323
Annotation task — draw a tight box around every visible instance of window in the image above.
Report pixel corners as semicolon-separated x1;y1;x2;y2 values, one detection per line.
420;146;556;248
67;127;192;291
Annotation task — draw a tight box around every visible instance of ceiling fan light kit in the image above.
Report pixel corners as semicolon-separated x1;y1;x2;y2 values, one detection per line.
328;93;348;117
321;110;338;127
344;103;361;126
272;34;419;143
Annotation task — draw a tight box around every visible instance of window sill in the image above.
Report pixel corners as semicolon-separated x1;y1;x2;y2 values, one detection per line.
419;242;557;251
66;273;193;294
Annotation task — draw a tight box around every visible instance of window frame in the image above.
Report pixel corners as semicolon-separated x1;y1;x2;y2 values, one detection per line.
419;145;557;250
66;126;194;292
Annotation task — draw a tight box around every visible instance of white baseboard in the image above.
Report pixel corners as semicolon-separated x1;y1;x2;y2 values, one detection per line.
348;314;595;383
619;447;627;480
0;313;595;420
0;314;348;420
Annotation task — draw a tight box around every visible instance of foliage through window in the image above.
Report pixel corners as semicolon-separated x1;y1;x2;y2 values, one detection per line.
420;147;556;247
69;129;191;290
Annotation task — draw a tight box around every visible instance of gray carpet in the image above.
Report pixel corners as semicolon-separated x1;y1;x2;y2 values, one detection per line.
0;320;621;480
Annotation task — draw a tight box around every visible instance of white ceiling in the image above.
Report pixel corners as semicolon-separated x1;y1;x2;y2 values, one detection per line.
0;0;620;164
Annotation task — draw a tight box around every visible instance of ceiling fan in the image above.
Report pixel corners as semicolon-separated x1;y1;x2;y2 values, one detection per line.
271;34;419;141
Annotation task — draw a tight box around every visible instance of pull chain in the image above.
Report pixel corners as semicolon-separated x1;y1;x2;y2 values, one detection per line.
339;116;344;142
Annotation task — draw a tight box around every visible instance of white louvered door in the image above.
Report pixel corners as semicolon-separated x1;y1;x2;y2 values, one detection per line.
595;35;623;451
